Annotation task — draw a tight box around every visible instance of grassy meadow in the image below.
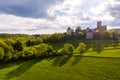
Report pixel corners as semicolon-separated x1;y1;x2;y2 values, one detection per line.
0;40;120;80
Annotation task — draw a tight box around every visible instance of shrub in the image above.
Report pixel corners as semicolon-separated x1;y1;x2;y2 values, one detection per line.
62;43;74;54
76;42;87;53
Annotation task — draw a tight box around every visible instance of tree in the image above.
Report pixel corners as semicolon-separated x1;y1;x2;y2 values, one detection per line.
35;38;43;45
35;43;50;57
103;30;112;39
111;30;119;40
59;43;74;55
26;40;35;46
0;47;5;60
76;42;87;53
0;40;12;60
94;30;100;39
78;32;84;38
45;33;65;43
13;41;23;52
75;26;81;33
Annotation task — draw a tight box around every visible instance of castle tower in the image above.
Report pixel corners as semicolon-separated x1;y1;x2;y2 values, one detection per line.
97;21;102;29
97;21;107;39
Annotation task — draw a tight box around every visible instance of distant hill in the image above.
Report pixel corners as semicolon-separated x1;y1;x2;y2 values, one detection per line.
109;28;120;32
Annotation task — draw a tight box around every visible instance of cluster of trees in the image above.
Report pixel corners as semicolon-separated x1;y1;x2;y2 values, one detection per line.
94;30;120;40
0;35;87;62
42;27;120;44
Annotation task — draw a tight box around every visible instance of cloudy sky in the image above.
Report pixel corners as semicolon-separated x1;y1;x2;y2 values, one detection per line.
0;0;120;34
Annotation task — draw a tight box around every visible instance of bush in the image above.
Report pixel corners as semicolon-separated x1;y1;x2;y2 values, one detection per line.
76;42;87;53
59;43;74;55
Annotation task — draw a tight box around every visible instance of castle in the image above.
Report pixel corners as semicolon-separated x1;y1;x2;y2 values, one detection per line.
66;21;107;39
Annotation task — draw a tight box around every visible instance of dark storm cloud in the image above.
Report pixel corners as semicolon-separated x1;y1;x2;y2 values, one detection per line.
0;0;64;19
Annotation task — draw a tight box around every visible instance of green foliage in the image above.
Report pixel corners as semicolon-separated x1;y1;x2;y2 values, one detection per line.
94;30;100;39
44;33;65;43
103;31;112;39
75;26;81;33
35;43;50;57
78;32;84;38
111;30;119;40
16;38;27;47
0;40;12;60
23;47;36;58
59;43;74;55
0;47;5;60
26;40;35;46
13;41;23;52
35;38;43;45
4;39;15;46
76;42;87;53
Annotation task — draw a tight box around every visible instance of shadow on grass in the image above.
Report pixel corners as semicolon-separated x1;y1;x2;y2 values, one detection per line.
113;40;119;47
52;55;83;66
52;55;72;66
4;58;43;80
92;40;104;53
71;55;83;66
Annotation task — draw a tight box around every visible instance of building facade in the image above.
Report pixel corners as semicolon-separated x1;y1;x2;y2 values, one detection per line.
66;27;74;36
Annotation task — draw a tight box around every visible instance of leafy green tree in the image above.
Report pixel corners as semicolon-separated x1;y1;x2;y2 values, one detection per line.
111;30;119;40
0;47;5;60
45;33;65;43
0;40;12;60
35;43;49;57
76;42;87;53
94;30;100;39
75;26;81;33
4;39;15;46
13;41;23;52
35;38;43;45
78;32;84;38
26;40;35;46
16;38;27;47
60;43;74;55
103;31;112;39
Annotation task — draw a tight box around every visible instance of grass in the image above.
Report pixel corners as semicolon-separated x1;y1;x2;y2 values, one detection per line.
0;40;120;80
0;53;120;80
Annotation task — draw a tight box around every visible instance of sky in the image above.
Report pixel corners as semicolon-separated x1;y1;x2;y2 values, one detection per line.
0;0;120;34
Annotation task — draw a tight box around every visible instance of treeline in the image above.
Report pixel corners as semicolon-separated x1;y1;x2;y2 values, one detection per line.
0;34;87;62
0;31;119;62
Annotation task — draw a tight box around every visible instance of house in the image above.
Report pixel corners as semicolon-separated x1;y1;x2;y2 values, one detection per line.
86;28;94;39
66;27;74;36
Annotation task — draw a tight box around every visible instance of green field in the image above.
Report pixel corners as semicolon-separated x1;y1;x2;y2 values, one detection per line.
0;40;120;80
0;47;120;80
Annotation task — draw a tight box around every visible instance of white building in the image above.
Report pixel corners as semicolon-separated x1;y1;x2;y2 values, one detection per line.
67;27;74;36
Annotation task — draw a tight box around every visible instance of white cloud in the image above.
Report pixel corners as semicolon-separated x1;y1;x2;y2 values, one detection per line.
0;0;120;34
